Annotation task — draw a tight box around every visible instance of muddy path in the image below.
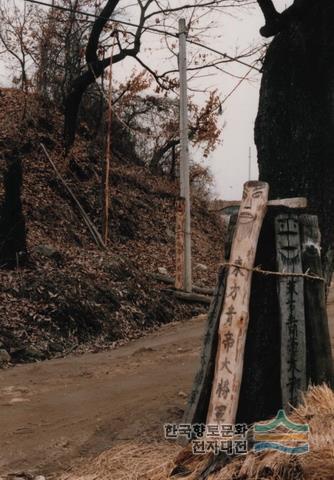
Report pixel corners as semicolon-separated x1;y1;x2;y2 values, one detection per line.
1;289;334;479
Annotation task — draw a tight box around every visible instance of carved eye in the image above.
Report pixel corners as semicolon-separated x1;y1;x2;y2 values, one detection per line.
252;191;263;199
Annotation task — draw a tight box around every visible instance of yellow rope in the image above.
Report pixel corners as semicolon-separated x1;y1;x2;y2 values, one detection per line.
221;262;325;282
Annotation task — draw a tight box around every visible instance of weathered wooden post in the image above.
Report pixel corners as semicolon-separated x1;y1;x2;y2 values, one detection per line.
206;181;269;426
175;198;186;291
176;18;192;293
102;38;116;245
184;189;333;430
275;214;306;408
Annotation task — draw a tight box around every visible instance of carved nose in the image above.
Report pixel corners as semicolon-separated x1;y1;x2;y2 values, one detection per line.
244;197;252;209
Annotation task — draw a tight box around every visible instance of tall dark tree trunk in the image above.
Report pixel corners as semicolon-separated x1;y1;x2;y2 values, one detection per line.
0;153;27;268
255;0;334;282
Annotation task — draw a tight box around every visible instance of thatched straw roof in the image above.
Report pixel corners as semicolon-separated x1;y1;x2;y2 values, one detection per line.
61;385;334;480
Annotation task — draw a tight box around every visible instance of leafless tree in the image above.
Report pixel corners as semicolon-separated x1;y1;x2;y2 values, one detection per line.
64;0;259;149
36;0;97;105
0;0;39;92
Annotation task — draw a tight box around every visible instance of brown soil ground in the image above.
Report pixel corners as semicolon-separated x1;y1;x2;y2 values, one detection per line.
0;290;333;479
0;315;205;478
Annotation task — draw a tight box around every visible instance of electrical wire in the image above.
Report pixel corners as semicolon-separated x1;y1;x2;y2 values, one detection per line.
221;64;254;106
25;0;261;72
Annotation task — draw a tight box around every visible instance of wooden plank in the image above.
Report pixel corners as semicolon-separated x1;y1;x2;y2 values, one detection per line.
299;214;334;387
210;197;307;213
275;214;306;409
165;289;211;305
102;49;114;245
175;198;186;290
178;284;214;296
182;214;238;429
150;273;214;295
268;197;307;209
206;181;269;426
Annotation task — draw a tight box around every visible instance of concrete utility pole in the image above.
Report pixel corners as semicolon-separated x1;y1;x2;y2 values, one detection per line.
178;18;192;293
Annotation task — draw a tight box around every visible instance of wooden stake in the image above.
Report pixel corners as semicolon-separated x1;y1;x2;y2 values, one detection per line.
175;198;185;290
178;18;192;293
275;214;306;408
206;181;269;426
41;144;105;249
102;37;116;244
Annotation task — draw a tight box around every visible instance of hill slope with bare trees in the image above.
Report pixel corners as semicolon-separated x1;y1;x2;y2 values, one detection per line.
0;88;225;364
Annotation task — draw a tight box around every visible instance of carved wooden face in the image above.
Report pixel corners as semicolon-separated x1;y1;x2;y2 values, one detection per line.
239;181;268;225
276;216;300;267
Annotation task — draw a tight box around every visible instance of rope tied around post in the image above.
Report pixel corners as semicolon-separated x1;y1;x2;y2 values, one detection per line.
221;262;326;282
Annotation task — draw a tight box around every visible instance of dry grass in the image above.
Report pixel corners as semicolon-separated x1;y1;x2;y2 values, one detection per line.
60;441;182;480
61;385;334;480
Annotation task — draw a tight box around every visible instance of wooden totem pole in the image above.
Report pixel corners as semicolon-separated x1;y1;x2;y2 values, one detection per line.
184;181;333;429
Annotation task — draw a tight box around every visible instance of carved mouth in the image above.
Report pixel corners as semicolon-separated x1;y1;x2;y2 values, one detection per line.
239;212;254;223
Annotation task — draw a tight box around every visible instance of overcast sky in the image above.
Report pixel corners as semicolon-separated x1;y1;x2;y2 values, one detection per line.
113;0;291;200
210;0;293;199
0;0;293;200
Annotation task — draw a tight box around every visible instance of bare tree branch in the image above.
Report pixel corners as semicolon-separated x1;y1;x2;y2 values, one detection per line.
257;0;310;38
64;0;258;149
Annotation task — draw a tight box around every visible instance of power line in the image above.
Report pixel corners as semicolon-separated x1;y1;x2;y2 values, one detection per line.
221;64;254;106
25;0;261;72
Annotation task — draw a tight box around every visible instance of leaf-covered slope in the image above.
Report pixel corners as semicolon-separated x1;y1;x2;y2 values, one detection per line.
0;88;225;364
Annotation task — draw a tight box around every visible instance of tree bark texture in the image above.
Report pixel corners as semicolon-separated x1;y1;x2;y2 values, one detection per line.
237;208;332;425
0;153;27;268
255;0;334;281
236;209;282;424
299;214;334;387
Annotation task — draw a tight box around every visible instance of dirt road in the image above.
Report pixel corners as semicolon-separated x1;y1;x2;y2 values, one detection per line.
0;317;205;477
1;292;334;479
